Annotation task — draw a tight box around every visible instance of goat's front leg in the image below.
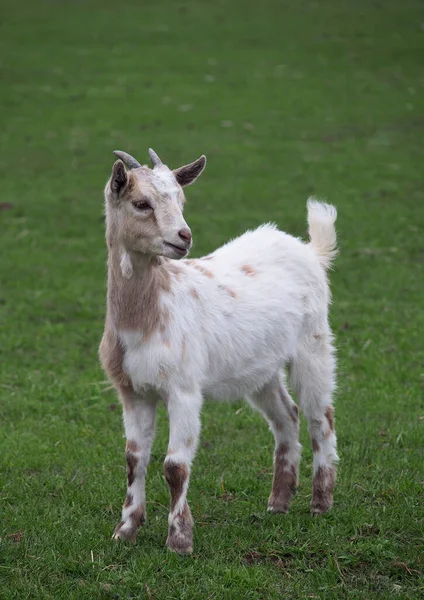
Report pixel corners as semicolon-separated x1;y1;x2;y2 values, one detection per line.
113;389;158;542
164;388;202;554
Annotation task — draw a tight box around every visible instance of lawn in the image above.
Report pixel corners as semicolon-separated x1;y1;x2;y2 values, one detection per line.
0;0;423;598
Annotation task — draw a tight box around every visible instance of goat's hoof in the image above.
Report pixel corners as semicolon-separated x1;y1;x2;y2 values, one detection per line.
310;501;333;516
267;503;289;514
112;520;137;543
166;541;193;555
166;528;193;555
166;529;193;555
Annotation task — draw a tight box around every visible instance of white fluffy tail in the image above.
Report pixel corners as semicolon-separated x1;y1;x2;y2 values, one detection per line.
307;198;338;270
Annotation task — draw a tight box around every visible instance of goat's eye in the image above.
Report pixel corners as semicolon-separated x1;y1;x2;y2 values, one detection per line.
132;200;152;212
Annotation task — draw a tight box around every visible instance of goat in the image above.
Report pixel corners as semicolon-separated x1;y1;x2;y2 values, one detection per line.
99;148;339;554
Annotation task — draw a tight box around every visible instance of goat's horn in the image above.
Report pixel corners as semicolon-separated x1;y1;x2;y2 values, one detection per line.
112;150;141;169
148;148;163;167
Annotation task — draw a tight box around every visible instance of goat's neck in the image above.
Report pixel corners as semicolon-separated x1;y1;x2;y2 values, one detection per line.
106;245;170;334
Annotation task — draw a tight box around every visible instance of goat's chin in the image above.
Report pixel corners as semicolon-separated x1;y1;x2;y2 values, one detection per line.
161;243;189;260
162;249;188;260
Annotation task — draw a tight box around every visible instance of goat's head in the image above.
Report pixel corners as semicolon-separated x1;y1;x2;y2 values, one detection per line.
104;149;206;259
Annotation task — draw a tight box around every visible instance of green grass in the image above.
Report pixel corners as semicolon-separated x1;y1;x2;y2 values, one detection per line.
1;0;423;597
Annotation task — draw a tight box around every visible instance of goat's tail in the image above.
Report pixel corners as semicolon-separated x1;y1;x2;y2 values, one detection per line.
307;198;338;270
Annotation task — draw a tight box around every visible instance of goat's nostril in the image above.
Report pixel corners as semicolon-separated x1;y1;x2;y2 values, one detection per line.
178;229;192;243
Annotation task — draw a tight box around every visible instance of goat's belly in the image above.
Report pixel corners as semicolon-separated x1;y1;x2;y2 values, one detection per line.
204;369;280;401
202;331;295;400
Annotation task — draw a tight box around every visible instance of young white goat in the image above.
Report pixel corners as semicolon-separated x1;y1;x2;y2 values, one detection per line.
99;148;339;554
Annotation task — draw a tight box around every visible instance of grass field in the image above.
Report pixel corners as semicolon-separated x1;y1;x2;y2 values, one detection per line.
1;0;423;598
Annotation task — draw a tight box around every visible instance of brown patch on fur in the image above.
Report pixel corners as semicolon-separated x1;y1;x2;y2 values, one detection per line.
106;252;171;341
163;338;171;348
167;263;184;281
158;366;168;380
167;448;176;455
280;390;299;423
129;505;145;527
99;327;132;393
241;264;256;277
113;506;145;542
268;443;297;513
114;520;126;535
312;438;320;453
124;492;133;508
126;452;138;487
193;263;214;278
185;437;193;448
275;442;289;459
126;440;139;453
166;503;193;554
325;406;334;433
218;284;237;298
190;288;200;300
311;465;336;514
164;462;188;512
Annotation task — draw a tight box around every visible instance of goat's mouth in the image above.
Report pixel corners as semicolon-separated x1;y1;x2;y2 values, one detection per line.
163;241;189;258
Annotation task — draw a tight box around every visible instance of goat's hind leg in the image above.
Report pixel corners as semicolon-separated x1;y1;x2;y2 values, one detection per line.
291;334;338;515
247;371;301;514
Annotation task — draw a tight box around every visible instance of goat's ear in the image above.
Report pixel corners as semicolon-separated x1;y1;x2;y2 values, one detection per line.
110;160;128;195
174;155;206;187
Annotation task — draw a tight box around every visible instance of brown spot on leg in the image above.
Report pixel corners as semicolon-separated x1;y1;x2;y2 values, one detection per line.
124;492;133;508
312;438;320;453
311;465;336;515
166;503;193;555
126;440;139;453
113;505;145;542
325;406;335;433
279;390;299;423
268;443;297;514
130;505;145;528
241;264;256;277
164;462;188;512
190;288;200;300
126;452;138;487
